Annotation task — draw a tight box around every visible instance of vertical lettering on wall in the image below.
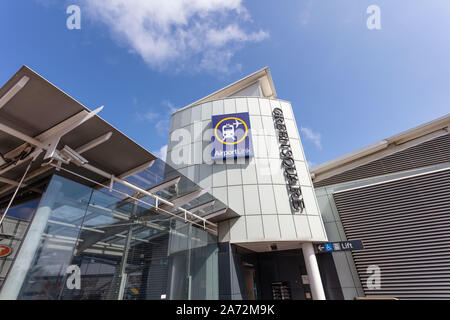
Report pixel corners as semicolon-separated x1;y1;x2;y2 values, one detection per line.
272;108;305;213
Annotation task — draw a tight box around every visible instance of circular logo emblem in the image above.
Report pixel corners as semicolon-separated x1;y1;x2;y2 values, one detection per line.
0;245;13;258
214;117;249;145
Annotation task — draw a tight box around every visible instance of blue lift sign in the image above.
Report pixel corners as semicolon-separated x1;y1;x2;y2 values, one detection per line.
316;240;364;254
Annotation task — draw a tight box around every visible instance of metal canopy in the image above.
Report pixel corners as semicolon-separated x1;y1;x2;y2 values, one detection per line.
0;66;238;230
0;66;156;190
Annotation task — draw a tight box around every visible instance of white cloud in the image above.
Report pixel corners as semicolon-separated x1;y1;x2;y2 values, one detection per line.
299;11;311;26
143;111;159;121
205;24;268;47
134;110;158;122
156;100;178;136
162;100;178;114
79;0;268;73
299;0;313;26
300;127;322;149
135;100;178;137
155;119;170;136
153;144;168;161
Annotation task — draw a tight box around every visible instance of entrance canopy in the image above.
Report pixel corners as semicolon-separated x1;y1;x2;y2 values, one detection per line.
0;66;238;232
0;66;156;186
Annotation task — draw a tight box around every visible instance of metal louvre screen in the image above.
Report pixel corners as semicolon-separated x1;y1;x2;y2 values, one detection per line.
333;169;450;300
315;134;450;187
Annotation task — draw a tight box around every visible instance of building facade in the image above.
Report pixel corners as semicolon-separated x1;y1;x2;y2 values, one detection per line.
166;68;342;300
0;65;344;301
0;66;237;300
311;115;450;300
5;64;446;301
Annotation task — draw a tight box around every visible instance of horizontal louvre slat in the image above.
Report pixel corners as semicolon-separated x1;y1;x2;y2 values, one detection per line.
336;179;450;206
359;273;450;280
333;168;450;300
347;230;450;243
315;134;450;187
346;224;450;238
340;200;450;220
338;193;450;214
353;250;450;261
355;246;450;257
342;214;450;232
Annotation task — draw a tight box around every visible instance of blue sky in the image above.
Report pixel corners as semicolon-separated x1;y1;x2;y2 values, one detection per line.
0;0;449;167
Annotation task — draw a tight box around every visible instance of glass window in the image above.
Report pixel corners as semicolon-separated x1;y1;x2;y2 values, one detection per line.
14;175;93;300
3;174;219;300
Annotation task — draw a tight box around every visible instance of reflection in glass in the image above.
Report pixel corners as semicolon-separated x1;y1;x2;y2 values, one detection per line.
8;174;219;300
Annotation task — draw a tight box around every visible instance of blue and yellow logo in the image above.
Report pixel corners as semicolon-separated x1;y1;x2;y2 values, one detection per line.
211;112;254;160
214;116;249;145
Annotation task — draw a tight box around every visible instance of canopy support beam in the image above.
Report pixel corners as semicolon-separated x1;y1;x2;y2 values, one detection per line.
0;76;29;110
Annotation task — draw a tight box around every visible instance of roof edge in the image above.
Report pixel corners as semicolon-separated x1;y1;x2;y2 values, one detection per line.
174;67;277;114
310;113;450;176
15;65;158;160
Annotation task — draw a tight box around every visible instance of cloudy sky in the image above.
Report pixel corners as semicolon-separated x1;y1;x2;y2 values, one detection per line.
1;0;449;166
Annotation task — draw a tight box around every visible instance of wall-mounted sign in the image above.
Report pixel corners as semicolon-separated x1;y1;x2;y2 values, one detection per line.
211;112;254;160
0;245;13;258
316;240;364;254
272;108;305;212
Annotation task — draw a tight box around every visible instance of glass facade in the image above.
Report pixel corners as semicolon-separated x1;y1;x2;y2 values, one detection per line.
1;174;219;300
0;210;37;289
0;179;48;291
